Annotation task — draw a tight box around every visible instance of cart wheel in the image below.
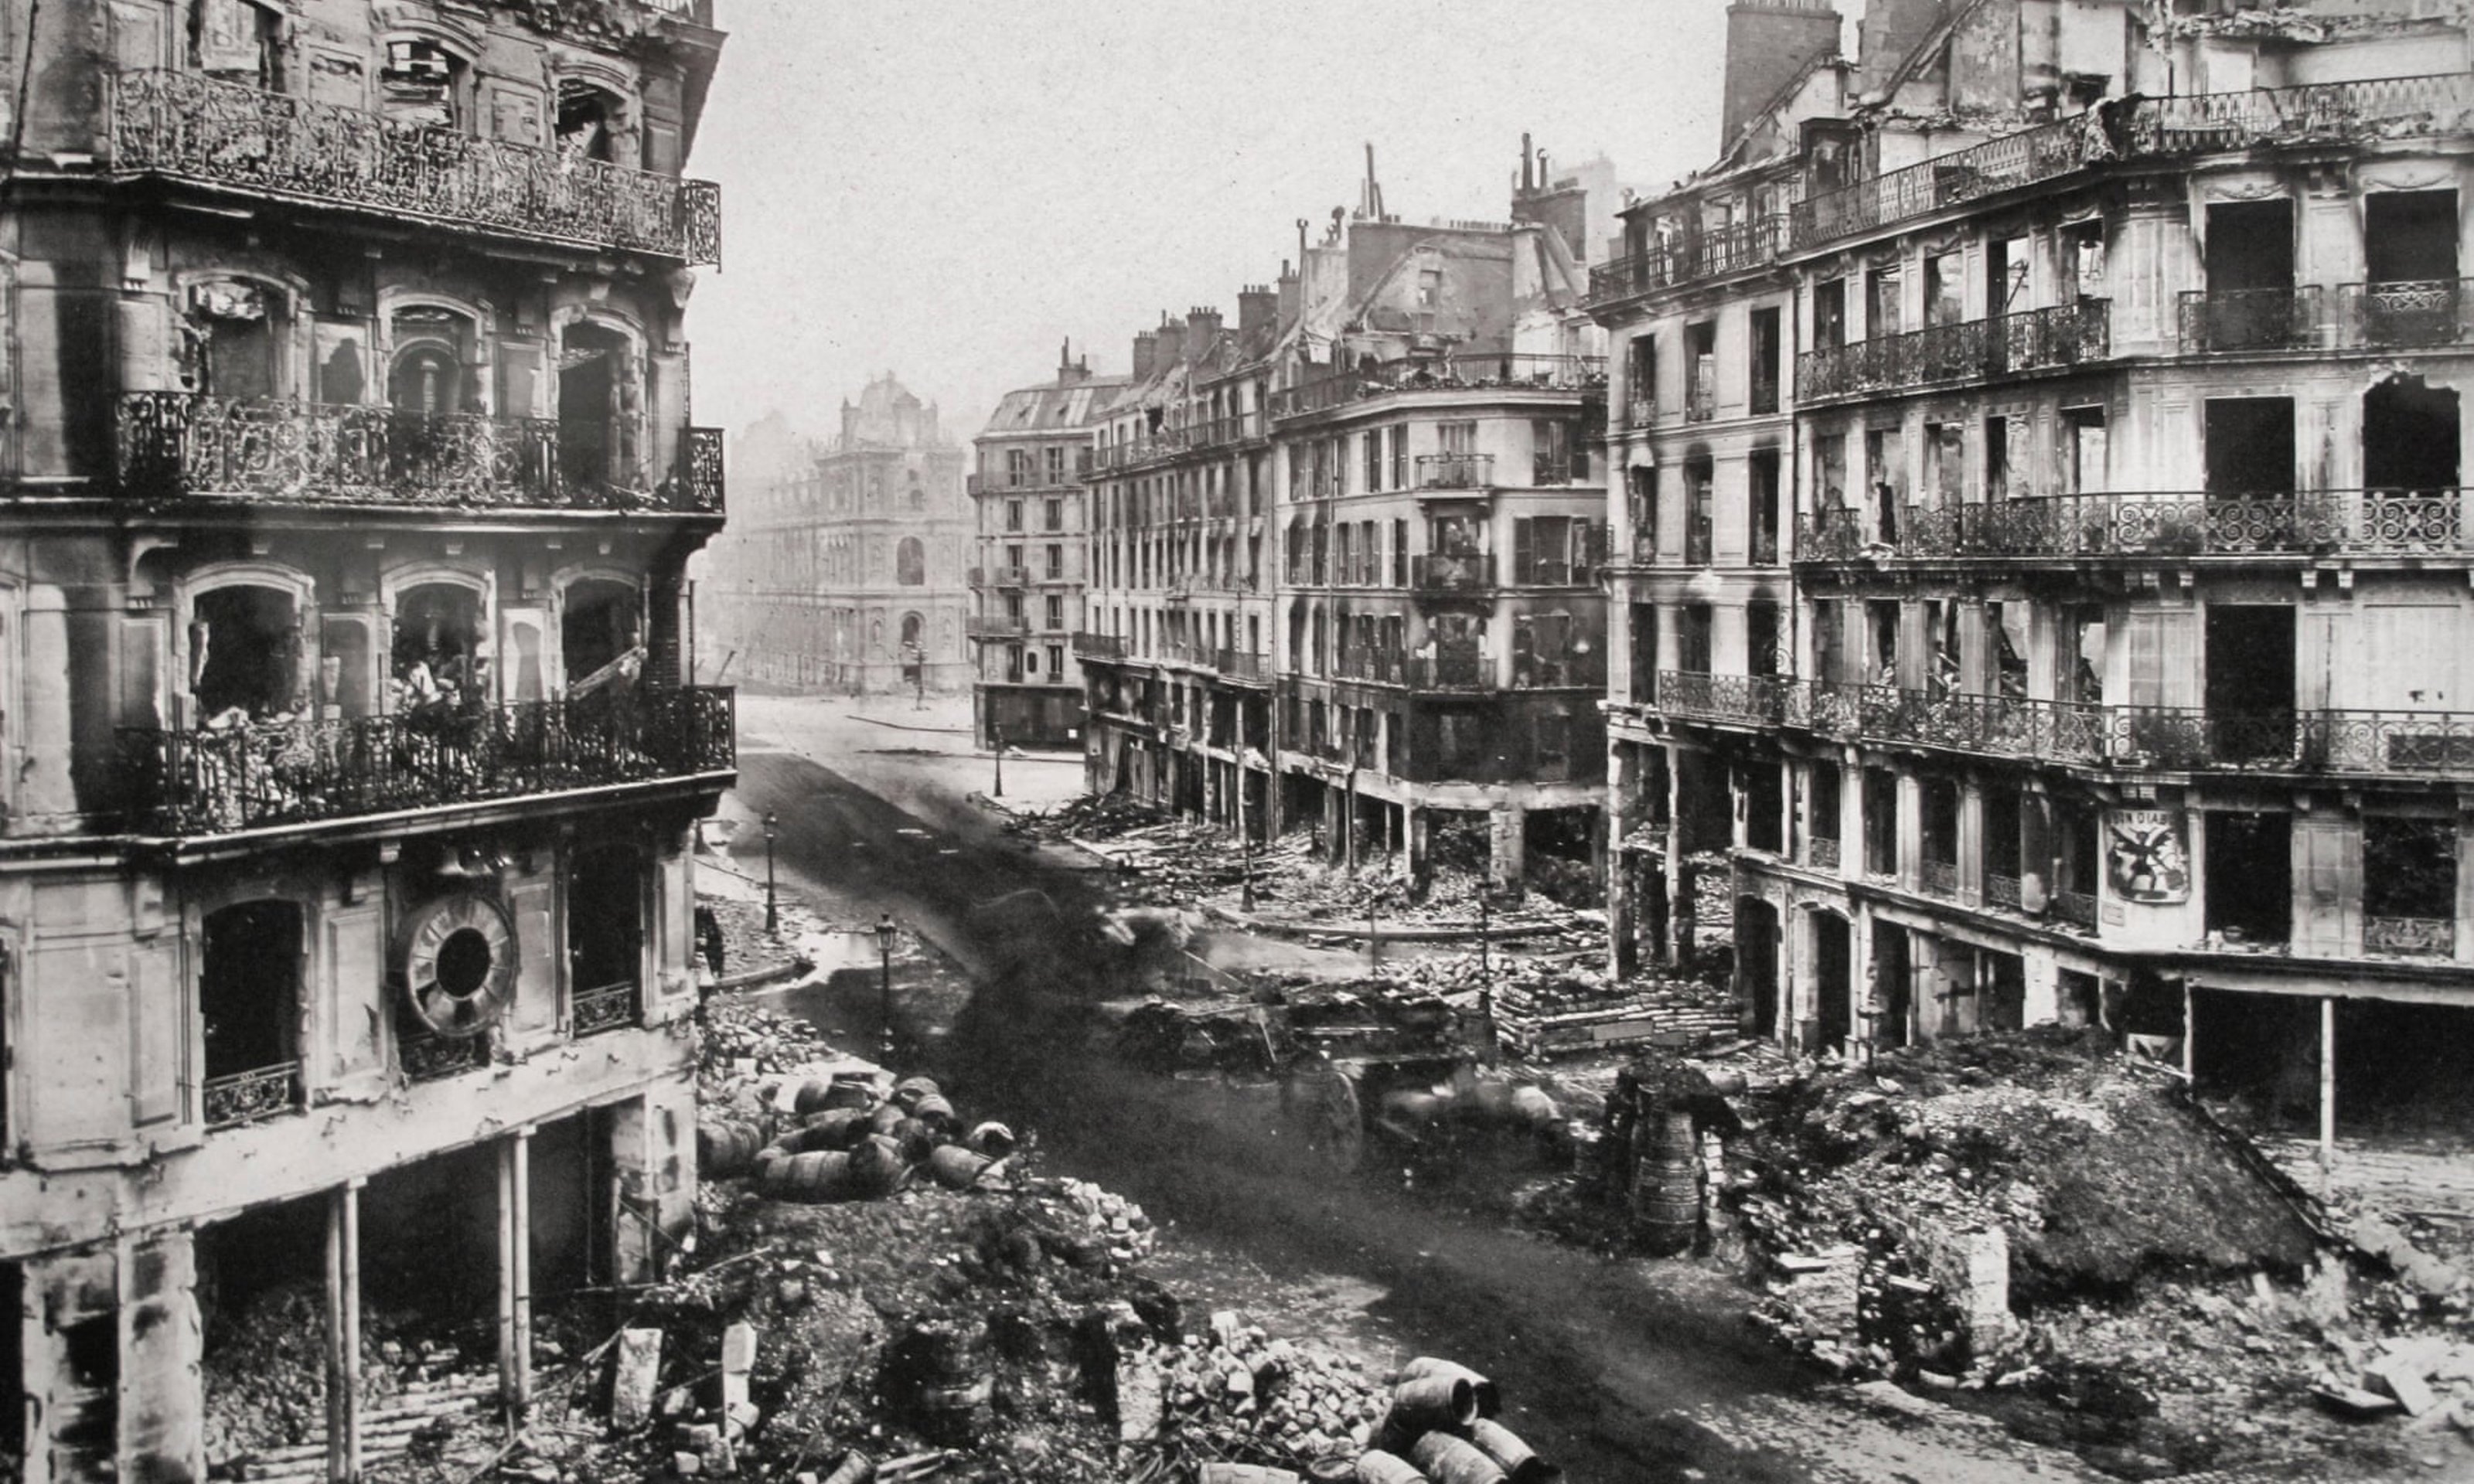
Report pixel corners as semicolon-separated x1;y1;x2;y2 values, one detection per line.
1287;1063;1364;1175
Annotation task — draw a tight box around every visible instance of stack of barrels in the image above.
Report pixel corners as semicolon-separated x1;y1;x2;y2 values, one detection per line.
1354;1356;1560;1483
697;1074;1017;1203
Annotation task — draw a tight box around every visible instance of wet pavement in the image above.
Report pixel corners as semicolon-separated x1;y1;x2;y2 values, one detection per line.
720;704;2107;1482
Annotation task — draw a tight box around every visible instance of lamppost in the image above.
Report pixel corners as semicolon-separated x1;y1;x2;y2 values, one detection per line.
762;811;780;936
1477;887;1498;1064
874;912;898;1067
1242;830;1256;912
991;725;1005;798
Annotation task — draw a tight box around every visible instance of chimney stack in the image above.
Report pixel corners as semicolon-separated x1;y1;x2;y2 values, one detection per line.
1132;328;1160;382
1238;284;1276;339
1276;260;1300;330
1185;306;1222;364
1722;2;1842;147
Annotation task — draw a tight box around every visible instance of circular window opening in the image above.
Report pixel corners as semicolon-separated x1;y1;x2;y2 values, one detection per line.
435;928;496;999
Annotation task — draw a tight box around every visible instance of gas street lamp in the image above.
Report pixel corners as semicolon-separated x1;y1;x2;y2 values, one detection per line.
874;912;898;1067
762;811;780;936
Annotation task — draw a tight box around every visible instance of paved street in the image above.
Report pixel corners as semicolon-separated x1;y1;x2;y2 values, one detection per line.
717;696;2111;1483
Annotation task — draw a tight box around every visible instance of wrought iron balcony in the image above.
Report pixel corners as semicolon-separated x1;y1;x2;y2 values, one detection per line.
1795;301;2108;403
1409;652;1494;692
1798;488;2472;563
118;686;735;838
1273;354;1603;420
1586;216;1785;308
1410;553;1496;594
2052;889;2099;930
1215;649;1270;684
572;980;641;1036
111;70;721;264
1657;671;1797;727
2338;278;2474;350
1985;871;2024;910
1072;631;1128;662
1334;648;1405;686
1417;453;1494;491
1791;73;2474;250
2365;916;2452;958
1920;859;1960;899
116;394;723;514
400;1030;488;1084
2179;287;2322;353
966;614;1030;639
1807;836;1841;872
203;1060;302;1129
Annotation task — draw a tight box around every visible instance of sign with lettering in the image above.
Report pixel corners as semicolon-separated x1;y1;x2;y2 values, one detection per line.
2106;808;2190;904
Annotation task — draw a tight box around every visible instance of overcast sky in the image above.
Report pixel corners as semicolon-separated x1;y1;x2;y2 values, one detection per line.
685;0;1753;458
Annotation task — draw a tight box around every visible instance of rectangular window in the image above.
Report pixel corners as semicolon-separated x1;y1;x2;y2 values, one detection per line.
1924;251;1965;328
1388;425;1407;491
1044;497;1063;530
1685;321;1717;420
1532;419;1572;485
1630;603;1658;705
1626;333;1656;424
1044;595;1063;630
1045;644;1064;680
1815;277;1846;349
1005;501;1024;533
1391;518;1407;586
1868;267;1902;338
1750;307;1781;414
1007;449;1031;485
1439;420;1477;455
1045;446;1065;482
1365;429;1384;492
1045;543;1063;578
2063;407;2108;494
1750;449;1781;566
1536;713;1570;778
1685;458;1714;566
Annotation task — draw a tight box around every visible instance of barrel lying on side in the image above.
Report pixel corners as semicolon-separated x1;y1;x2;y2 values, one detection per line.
1397;1357;1500;1418
1354;1451;1430;1484
697;1118;766;1178
1408;1432;1508;1484
1469;1418;1559;1483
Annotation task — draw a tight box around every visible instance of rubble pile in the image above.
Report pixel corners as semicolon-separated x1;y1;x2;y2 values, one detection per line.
1140;1312;1391;1472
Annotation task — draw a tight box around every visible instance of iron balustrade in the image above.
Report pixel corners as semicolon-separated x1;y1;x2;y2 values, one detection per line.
111;70;722;264
1417;453;1494;490
1215;650;1270;683
1072;631;1128;661
2179;287;2322;352
1334;648;1405;686
1656;670;1796;727
1985;872;2024;910
2052;890;2099;930
115;393;724;514
1625;396;1655;431
571;980;639;1036
966;615;1029;638
118;686;735;837
1272;354;1603;420
1790;74;2474;250
400;1030;488;1084
1091;413;1267;471
1585;216;1786;305
1920;860;1960;898
990;567;1031;587
1808;836;1841;871
1796;301;2108;403
203;1060;302;1129
1409;652;1493;692
2364;917;2453;958
1411;553;1495;594
2339;278;2474;349
1797;488;2472;563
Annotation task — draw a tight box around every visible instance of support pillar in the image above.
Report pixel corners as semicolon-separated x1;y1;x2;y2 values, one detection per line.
2019;789;2052;914
2319;996;2337;1190
1403;804;1431;889
498;1128;535;1424
1489;803;1526;895
325;1180;363;1484
1607;742;1639;980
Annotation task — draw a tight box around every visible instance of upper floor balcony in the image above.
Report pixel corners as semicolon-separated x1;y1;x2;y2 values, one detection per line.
1795;301;2108;405
1586;216;1787;310
1072;631;1129;662
1092;412;1267;471
1410;552;1496;595
1789;73;2474;252
1215;649;1271;686
1409;650;1493;693
1272;354;1603;421
2179;279;2474;355
116;393;724;516
118;686;734;839
110;69;723;265
966;614;1030;639
1416;452;1494;492
1797;487;2472;566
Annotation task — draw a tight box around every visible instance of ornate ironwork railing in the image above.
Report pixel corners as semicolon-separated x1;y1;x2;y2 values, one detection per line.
2052;889;2099;930
1072;631;1127;662
1920;859;1960;898
1417;453;1494;490
1985;871;2023;910
1586;216;1786;305
1798;488;2472;563
1808;836;1841;871
1334;648;1406;686
1273;354;1603;420
966;615;1029;639
1797;301;2108;403
1215;650;1269;683
2179;287;2322;353
572;980;639;1036
2336;278;2474;350
400;1030;488;1084
1409;651;1493;692
1791;73;2474;250
117;393;722;513
1658;670;1796;727
2363;916;2452;958
203;1060;302;1128
111;70;721;264
119;686;735;837
1410;553;1495;594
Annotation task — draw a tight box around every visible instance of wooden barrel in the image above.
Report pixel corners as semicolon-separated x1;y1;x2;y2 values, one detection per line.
799;1107;874;1149
965;1121;1016;1156
1409;1433;1508;1484
1469;1419;1559;1483
869;1101;909;1137
758;1150;860;1203
792;1077;873;1115
1196;1466;1303;1484
909;1091;958;1129
891;1075;942;1109
697;1118;765;1178
1389;1374;1477;1433
1354;1453;1429;1484
849;1135;908;1196
927;1145;993;1190
1398;1357;1499;1419
1630;1108;1701;1254
891;1117;942;1164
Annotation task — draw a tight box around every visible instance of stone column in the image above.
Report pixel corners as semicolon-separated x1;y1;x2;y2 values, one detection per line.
498;1129;535;1420
325;1180;364;1484
1606;740;1639;980
1490;802;1526;895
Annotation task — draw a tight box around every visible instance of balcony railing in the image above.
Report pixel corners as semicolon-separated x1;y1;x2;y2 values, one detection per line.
2052;889;2099;930
1215;650;1269;683
1091;412;1267;471
2339;278;2474;349
2179;287;2322;353
1072;631;1127;662
966;615;1030;639
118;686;734;837
572;980;640;1036
2364;916;2452;958
1798;488;2473;563
1808;836;1841;872
990;566;1031;587
115;394;724;514
1658;671;1795;727
1985;871;2024;910
1272;354;1604;420
1796;301;2108;403
203;1060;302;1129
1791;73;2474;250
1920;859;1960;898
1511;650;1607;689
1586;216;1786;306
400;1030;489;1084
1416;453;1494;490
1410;553;1496;594
1334;648;1405;686
111;70;721;264
1409;652;1494;692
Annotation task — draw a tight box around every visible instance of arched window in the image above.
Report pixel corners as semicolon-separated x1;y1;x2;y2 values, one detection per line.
389;305;475;416
907;471;926;510
192;584;299;720
900;612;925;652
896;537;925;586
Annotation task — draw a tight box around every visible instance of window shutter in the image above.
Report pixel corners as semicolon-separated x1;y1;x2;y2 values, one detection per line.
1513;519;1534;584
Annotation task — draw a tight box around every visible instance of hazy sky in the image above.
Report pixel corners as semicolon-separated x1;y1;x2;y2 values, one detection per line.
685;0;1751;457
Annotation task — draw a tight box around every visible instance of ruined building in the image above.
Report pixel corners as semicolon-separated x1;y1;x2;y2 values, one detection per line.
967;345;1123;749
1594;0;2474;1162
697;376;971;694
0;1;729;1478
1077;148;1610;890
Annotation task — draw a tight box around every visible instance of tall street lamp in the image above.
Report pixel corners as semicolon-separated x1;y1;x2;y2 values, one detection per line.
874;913;898;1067
762;811;780;936
992;725;1005;798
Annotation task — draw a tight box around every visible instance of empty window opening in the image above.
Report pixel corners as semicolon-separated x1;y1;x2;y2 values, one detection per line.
201;900;305;1125
561;580;639;692
2205;811;2292;947
1814;277;1847;349
557;322;633;494
2205;199;2295;293
1750;449;1782;564
1743;758;1784;854
1750;307;1782;414
1685;321;1717;419
1873;924;1913;1050
394;584;485;713
186;278;284;401
1920;778;1961;891
1862;767;1898;879
1685;458;1715;564
1983;785;2023;904
2363;817;2456;957
1739;898;1781;1039
1807;764;1842;856
2204;397;2294;495
1747;601;1781;678
569;843;645;1027
2363;375;2462;493
1678;604;1713;676
1868;600;1900;686
2364;190;2459;285
388;306;475;416
1812;912;1854;1050
198;1196;329;1465
2204;604;2295;749
192;584;299;721
2062;406;2108;494
379;38;460;128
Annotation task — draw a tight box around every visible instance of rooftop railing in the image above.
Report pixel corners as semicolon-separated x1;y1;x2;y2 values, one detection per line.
111;70;722;264
1798;488;2472;563
1796;301;2108;403
1586;216;1787;306
1272;353;1603;420
119;686;735;837
1790;73;2474;250
116;393;724;514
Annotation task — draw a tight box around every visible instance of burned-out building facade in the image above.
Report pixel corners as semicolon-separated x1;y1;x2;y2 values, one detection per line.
0;1;730;1479
1597;0;2474;1162
968;348;1121;749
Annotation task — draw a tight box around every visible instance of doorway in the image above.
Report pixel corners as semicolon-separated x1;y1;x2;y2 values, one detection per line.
1873;923;1910;1050
2205;605;2295;761
559;323;632;495
2205;811;2292;948
1738;897;1779;1039
1812;911;1852;1052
